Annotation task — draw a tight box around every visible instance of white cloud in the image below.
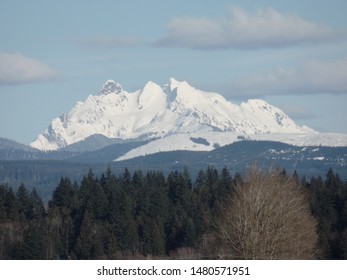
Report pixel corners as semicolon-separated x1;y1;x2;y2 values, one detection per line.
0;52;58;86
156;7;338;49
226;57;347;97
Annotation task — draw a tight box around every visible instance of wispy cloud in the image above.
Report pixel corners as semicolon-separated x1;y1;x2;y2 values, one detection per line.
0;52;58;86
77;35;142;49
156;7;340;49
226;57;347;97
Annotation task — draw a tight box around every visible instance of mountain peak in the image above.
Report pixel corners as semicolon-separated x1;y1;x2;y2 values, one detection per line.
31;78;314;151
99;80;123;95
166;78;191;92
168;77;180;89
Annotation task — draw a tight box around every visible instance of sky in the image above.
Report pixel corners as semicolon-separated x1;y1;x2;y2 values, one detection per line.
1;0;347;145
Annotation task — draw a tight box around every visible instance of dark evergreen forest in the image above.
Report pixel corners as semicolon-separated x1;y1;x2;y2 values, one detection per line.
0;166;346;259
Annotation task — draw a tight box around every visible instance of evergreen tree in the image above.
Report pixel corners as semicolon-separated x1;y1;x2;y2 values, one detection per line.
166;170;196;252
75;209;97;259
0;185;7;222
29;188;45;221
47;177;76;259
106;176;137;253
16;183;31;220
17;223;46;259
49;177;75;211
307;170;347;259
217;167;234;208
4;188;19;222
136;171;168;255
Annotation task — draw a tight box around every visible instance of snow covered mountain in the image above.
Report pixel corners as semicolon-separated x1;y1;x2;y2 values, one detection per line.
31;78;314;152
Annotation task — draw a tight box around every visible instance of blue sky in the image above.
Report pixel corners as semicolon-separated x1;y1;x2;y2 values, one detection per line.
1;0;347;144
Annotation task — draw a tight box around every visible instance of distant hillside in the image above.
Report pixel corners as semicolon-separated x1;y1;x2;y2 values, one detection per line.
0;137;41;160
1;140;346;201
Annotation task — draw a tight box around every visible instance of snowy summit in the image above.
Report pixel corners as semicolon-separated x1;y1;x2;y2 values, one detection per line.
31;78;314;151
99;80;123;96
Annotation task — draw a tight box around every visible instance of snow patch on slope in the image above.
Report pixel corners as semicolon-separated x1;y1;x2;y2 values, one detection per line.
114;132;347;161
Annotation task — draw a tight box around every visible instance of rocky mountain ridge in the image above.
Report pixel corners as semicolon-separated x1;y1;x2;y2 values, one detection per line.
30;78;312;151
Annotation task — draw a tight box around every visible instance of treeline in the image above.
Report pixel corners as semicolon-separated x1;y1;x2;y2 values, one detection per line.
0;166;346;259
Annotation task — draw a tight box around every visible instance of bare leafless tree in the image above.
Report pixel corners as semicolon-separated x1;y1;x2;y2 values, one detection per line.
218;166;319;259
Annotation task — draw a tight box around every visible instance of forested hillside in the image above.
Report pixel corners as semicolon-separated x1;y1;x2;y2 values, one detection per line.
0;166;346;259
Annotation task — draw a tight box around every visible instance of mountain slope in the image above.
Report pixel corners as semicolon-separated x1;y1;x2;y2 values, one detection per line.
0;137;40;160
114;131;347;161
110;140;347;179
30;78;311;151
